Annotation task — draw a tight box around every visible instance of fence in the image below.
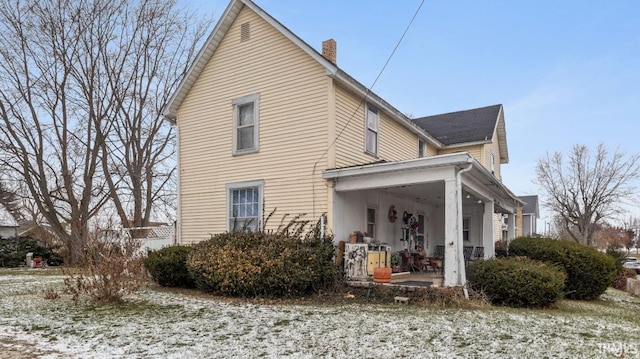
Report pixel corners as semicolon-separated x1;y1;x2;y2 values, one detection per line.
120;225;176;252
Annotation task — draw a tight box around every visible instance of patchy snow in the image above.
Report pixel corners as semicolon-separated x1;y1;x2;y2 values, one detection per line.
1;270;639;358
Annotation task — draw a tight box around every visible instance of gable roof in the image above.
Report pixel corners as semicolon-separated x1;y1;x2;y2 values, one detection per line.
518;195;539;217
0;203;18;227
412;104;509;163
163;0;441;147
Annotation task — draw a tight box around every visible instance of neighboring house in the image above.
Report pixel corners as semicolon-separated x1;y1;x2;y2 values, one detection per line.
17;221;60;247
163;0;522;286
518;195;539;236
0;204;18;239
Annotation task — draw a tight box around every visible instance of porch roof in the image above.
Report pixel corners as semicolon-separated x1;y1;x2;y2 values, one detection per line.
323;152;523;212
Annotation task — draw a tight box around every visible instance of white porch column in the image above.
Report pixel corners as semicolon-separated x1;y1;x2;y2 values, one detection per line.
483;201;494;258
444;178;465;286
508;213;516;241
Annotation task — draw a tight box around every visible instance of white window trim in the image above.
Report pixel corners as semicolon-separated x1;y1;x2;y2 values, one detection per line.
490;150;496;174
232;93;260;155
418;139;425;158
226;179;265;232
364;103;379;156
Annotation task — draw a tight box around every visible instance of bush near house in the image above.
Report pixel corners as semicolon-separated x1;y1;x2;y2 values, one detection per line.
466;258;565;308
187;223;338;298
144;245;195;288
508;237;617;300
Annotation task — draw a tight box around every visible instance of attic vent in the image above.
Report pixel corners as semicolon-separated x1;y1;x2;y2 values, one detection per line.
240;22;250;42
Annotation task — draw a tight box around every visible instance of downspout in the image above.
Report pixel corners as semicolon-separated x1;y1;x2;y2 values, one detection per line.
456;163;472;298
168;117;182;245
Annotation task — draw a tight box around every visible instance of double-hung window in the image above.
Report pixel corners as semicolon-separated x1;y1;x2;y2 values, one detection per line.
418;139;425;158
227;180;264;232
463;217;470;241
232;94;260;155
366;207;376;239
365;103;378;155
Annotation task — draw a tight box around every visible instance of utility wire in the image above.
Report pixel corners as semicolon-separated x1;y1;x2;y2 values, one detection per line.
311;0;425;217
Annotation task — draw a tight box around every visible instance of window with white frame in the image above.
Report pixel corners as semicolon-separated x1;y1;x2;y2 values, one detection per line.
365;103;378;155
232;94;260;154
418;139;425;158
227;180;264;231
463;217;470;241
366;207;376;239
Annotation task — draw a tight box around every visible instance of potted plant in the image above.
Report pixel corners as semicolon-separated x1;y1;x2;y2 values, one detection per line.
390;252;401;273
349;231;365;243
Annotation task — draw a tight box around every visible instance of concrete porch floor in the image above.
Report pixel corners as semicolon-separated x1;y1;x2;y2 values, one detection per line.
346;271;444;290
390;271;445;288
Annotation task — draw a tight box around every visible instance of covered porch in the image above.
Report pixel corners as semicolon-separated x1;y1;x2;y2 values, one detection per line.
323;153;521;287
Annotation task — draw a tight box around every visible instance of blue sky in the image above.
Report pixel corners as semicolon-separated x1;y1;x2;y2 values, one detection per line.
184;0;640;226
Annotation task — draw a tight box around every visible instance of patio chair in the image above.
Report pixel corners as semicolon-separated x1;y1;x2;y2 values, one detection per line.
463;246;474;265
429;257;443;274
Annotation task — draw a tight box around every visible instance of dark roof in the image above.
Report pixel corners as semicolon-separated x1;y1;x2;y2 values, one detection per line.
411;104;502;146
518;195;539;215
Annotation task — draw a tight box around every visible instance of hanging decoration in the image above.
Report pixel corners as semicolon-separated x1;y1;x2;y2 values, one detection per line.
402;211;412;225
408;215;419;233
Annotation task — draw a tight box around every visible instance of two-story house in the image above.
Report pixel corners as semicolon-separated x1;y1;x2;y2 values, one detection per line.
163;0;522;286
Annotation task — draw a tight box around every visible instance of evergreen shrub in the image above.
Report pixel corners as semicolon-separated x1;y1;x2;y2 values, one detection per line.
466;257;565;307
144;245;195;287
508;236;617;300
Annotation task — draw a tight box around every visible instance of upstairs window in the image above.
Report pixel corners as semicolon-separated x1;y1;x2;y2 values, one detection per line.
232;94;260;155
418;139;425;157
365;103;378;155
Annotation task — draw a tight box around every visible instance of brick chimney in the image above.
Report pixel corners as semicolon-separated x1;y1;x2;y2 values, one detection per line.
322;39;336;64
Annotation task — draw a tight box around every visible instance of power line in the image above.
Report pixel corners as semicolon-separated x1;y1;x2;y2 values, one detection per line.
312;0;426;217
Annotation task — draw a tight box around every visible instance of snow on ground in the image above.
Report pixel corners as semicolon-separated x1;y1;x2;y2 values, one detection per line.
1;270;640;358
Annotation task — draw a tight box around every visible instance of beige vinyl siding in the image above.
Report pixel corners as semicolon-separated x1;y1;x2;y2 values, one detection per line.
177;6;329;243
483;128;502;180
426;143;438;157
438;145;483;162
494;213;503;242
379;112;418;161
334;84;418;167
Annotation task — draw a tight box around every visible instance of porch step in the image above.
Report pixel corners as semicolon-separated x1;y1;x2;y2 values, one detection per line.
391;272;411;280
394;296;410;304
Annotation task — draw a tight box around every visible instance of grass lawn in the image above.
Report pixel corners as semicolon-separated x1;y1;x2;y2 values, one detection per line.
1;268;639;358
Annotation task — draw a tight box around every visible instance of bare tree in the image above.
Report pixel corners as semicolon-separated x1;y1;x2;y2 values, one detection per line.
0;0;209;263
536;143;640;246
94;0;209;230
0;179;21;221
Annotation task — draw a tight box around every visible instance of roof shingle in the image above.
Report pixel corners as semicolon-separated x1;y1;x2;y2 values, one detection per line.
412;104;502;146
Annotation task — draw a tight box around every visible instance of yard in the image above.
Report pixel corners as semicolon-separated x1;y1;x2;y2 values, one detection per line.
1;269;639;358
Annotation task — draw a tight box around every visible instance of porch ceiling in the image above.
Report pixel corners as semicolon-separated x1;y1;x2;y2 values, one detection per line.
381;182;445;206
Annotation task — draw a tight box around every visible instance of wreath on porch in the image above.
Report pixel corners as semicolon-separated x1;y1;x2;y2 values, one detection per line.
387;205;398;223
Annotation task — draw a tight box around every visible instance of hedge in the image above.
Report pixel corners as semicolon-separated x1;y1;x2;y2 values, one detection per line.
144;245;195;288
508;237;617;300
